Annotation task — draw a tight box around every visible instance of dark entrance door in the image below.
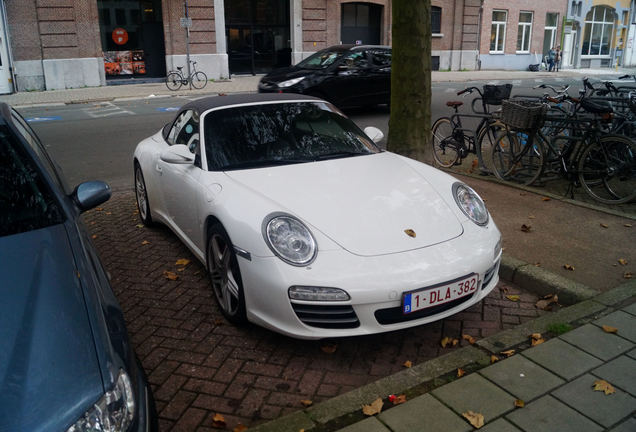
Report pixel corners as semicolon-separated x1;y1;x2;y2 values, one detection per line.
341;3;382;45
97;0;166;79
225;0;291;75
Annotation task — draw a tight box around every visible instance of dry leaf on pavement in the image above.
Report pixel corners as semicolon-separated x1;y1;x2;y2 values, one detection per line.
136;224;144;228
403;360;412;368
602;325;618;334
212;413;226;428
96;207;103;211
506;295;520;302
528;215;536;219
535;294;558;310
440;337;459;348
530;333;545;346
462;334;476;345
521;224;532;233
141;240;150;245
462;411;484;428
321;343;338;354
91;234;98;239
500;349;515;357
490;355;499;364
233;425;248;432
618;258;628;266
361;398;383;416
593;379;615;395
300;399;313;407
514;399;525;408
541;197;551;201
176;258;191;266
625;272;633;279
393;394;407;405
600;223;609;228
625;223;633;227
457;368;466;377
163;270;178;281
563;264;575;271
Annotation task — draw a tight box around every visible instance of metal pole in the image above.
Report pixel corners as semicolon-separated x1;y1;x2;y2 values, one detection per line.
185;0;191;89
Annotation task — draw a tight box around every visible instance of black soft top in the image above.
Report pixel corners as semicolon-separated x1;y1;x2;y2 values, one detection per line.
181;93;323;114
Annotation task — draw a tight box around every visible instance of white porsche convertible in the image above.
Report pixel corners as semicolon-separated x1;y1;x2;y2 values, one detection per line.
133;93;502;339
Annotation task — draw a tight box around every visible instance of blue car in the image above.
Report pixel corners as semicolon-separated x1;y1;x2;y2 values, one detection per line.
0;103;156;432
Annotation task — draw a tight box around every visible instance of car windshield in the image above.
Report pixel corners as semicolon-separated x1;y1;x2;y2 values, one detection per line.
204;102;380;171
0;126;65;237
296;49;344;69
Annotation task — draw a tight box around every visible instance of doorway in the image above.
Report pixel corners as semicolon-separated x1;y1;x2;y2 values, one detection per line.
225;0;291;75
341;2;382;45
0;3;13;94
563;30;577;68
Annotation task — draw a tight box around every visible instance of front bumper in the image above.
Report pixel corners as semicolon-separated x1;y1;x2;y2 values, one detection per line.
240;222;501;339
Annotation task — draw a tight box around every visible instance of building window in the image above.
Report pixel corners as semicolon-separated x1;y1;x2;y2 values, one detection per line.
517;11;533;53
582;6;615;57
543;13;558;57
432;6;441;34
490;10;507;53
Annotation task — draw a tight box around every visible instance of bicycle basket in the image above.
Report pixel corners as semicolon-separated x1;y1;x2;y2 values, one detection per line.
482;84;513;105
501;100;547;132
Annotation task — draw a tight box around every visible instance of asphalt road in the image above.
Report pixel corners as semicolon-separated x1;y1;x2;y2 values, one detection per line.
17;75;605;192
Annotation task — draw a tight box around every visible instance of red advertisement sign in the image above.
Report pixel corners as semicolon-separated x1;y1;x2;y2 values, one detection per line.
112;28;129;46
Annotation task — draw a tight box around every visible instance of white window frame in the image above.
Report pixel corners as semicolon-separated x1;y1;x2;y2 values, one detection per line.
582;6;615;58
544;13;558;55
517;11;533;53
490;10;507;54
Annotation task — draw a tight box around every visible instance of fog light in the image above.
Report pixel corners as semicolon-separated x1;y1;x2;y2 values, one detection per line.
289;286;350;301
494;238;502;260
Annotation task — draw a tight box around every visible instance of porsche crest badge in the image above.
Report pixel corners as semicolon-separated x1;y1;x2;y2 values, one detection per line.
404;229;416;238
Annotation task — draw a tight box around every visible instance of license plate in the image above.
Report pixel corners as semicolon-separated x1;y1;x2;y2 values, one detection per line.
402;274;480;314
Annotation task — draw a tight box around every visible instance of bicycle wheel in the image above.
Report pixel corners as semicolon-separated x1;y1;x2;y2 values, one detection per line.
166;72;182;91
577;135;636;204
432;117;460;167
491;130;544;185
491;131;517;181
476;120;505;174
191;71;208;89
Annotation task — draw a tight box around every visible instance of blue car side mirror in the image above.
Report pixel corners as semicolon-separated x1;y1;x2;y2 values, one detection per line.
73;181;112;212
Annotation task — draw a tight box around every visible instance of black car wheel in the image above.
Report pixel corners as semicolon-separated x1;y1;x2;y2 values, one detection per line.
134;163;153;226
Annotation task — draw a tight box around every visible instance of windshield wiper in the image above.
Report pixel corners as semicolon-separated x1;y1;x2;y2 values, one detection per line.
313;151;370;161
217;159;310;171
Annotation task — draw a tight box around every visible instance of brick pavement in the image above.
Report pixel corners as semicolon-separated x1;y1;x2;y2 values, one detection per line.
84;191;555;431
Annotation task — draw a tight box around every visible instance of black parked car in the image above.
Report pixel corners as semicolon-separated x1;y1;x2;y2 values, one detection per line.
0;103;156;432
258;44;391;109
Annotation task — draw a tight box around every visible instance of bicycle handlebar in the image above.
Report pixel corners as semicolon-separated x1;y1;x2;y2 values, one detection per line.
533;84;570;94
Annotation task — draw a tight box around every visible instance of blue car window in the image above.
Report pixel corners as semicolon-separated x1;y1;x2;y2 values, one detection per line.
0;126;65;237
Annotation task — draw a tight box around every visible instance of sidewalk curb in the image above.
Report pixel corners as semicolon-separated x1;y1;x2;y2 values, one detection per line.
248;280;636;432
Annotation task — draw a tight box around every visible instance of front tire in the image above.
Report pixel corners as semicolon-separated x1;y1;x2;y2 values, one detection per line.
432;117;459;167
134;163;154;226
165;72;182;91
191;71;208;89
207;224;247;323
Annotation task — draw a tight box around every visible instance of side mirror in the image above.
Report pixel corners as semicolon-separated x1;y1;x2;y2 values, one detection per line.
72;181;111;213
160;144;195;164
364;126;385;144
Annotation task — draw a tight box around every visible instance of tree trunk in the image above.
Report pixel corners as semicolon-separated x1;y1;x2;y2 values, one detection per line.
387;0;432;164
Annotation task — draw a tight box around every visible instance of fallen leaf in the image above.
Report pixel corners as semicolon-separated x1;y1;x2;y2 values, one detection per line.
625;223;633;227
462;334;476;345
361;397;383;416
214;318;224;326
457;368;466;377
625;272;633;279
500;349;515;357
452;338;459;347
500;286;509;294
602;325;618;334
136;224;144;228
563;264;575;271
490;355;499;364
403;360;412;368
542;197;551;201
531;333;542;340
233;425;248;432
521;224;532;233
212;413;226;428
618;258;628;266
528;215;536;219
531;337;545;346
462;411;484;428
141;240;150;245
300;399;313;407
96;207;103;211
91;234;97;239
535;294;559;310
514;399;525;408
520;192;527;196
163;270;178;281
177;267;185;272
321;343;338;354
176;258;191;266
90;221;95;225
440;337;459;348
105;211;112;215
593;379;615;395
534;262;542;267
600;223;609;228
393;394;407;405
506;295;520;302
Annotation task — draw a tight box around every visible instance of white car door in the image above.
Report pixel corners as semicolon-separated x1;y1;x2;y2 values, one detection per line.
159;109;206;255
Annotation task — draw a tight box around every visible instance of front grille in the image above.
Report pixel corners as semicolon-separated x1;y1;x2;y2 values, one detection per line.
291;303;360;329
483;263;498;289
375;294;475;325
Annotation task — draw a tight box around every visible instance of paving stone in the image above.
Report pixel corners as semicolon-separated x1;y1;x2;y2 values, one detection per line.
552;373;636;428
480;418;522;432
592;356;636;396
522;338;603;380
608;417;636;432
479;355;564;402
560;324;634;361
593;310;636;343
338;417;391;432
432;373;516;421
506;395;603;432
628;348;636;360
622;302;636;316
378;394;471;432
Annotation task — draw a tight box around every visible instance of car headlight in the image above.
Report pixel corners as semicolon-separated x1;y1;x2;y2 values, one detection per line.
278;76;305;88
289;286;350;301
66;370;135;432
263;213;317;266
452;183;489;226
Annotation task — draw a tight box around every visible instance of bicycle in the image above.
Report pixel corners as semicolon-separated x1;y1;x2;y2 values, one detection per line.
165;61;208;90
432;84;511;173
